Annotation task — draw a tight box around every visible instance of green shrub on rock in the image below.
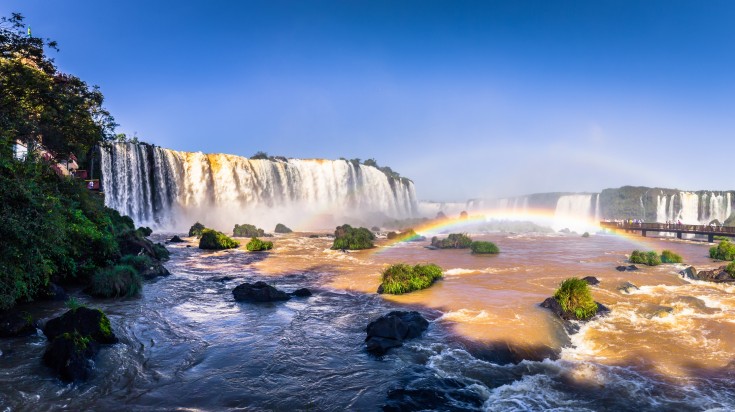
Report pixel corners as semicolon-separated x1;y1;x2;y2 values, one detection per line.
331;224;375;250
470;241;499;254
553;278;598;320
119;254;153;272
189;222;206;237
246;237;273;251
87;265;142;298
233;223;266;237
199;229;240;250
378;263;443;295
630;250;661;266
274;223;293;233
660;250;683;264
431;233;473;249
710;240;735;261
725;262;735;277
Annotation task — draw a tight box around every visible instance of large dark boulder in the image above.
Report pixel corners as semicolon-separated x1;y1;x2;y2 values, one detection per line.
616;265;639;272
582;276;600;286
169;235;186;243
0;312;38;338
291;288;312;297
42;331;99;382
679;266;697;280
140;262;171;280
696;267;735;283
617;282;639;294
43;307;117;344
232;281;291;302
365;311;429;355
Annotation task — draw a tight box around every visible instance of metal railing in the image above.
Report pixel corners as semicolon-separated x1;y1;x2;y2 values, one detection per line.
599;221;735;235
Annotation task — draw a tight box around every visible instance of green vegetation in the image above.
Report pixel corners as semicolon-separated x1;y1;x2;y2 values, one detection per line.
629;250;662;266
710;240;735;261
714;235;731;242
387;228;422;241
87;265;142;298
251;151;269;160
274;223;292;233
331;224;375;250
0;13;170;309
246;237;273;251
188;222;206;237
65;297;83;311
431;233;473;249
233;223;267;237
199;229;240;250
378;263;443;295
553;278;598;320
725;262;735;277
119;254;153;272
660;250;683;264
470;241;499;254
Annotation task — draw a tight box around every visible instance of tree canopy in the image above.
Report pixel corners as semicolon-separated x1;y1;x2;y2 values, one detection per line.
0;13;116;162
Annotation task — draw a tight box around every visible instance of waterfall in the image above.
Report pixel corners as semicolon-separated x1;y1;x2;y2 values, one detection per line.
100;143;418;230
553;195;594;232
677;192;700;224
594;193;600;223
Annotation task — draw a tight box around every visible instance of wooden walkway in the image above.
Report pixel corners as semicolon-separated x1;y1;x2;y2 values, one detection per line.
599;221;735;242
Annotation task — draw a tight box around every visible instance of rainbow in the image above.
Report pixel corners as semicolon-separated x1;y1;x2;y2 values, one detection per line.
369;208;665;254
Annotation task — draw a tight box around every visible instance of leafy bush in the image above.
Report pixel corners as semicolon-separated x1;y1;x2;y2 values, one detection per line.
431;233;473;249
119;254;153;272
470;241;499;254
199;229;240;250
87;265;142;298
726;262;735;277
246;237;273;251
629;250;661;266
65;297;84;311
553;278;598;320
710;240;735;261
386;231;398;239
660;250;683;264
379;263;443;295
274;223;292;233
188;222;206;237
331;224;375;250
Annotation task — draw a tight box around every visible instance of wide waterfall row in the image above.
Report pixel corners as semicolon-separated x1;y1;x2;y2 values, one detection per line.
99;142;418;229
656;192;733;224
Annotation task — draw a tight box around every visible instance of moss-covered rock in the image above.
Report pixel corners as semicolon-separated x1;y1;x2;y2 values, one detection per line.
430;233;472;249
246;237;273;251
43;307;117;344
199;229;240;250
274;223;293;233
331;224;375;250
233;223;268;237
377;263;443;295
188;222;206;237
0;312;38;338
541;278;606;322
470;241;499;254
43;331;98;382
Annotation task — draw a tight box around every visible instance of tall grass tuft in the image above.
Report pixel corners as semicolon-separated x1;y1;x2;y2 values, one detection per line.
553;278;598;320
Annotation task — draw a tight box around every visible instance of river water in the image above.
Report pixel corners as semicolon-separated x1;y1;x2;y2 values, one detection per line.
1;232;734;411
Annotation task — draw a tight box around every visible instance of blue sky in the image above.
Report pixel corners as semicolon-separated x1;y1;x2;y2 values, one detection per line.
4;1;735;201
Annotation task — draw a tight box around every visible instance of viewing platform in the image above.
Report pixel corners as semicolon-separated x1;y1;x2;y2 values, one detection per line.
600;221;735;242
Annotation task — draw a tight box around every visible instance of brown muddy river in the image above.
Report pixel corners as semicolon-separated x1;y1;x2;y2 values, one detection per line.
1;231;734;411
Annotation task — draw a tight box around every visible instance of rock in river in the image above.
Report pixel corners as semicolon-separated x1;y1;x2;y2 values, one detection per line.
365;311;429;355
232;281;291;302
0;312;38;338
43;307;118;344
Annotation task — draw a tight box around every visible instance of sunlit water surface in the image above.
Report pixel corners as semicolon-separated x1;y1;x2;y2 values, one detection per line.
1;232;734;411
